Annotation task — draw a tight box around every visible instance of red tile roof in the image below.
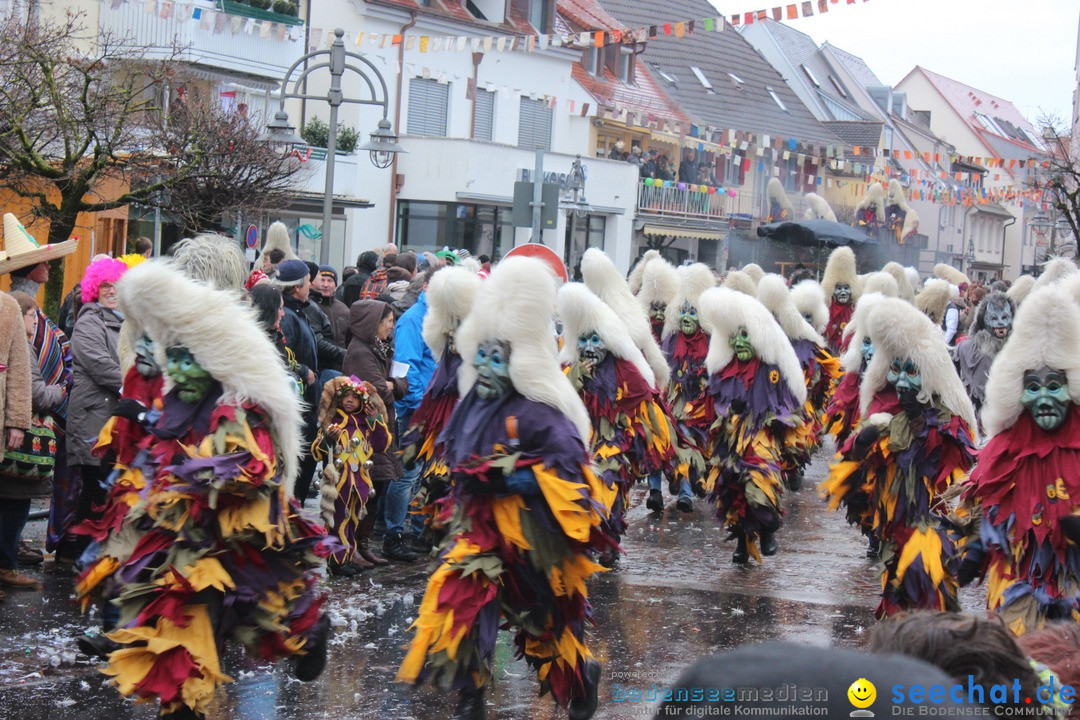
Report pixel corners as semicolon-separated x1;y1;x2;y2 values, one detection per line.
559;0;625;32
571;63;688;122
366;0;532;34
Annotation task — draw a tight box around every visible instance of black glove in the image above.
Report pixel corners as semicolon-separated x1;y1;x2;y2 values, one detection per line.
730;397;747;414
112;398;148;422
1061;515;1080;545
898;388;922;417
956;556;982;587
852;425;882;460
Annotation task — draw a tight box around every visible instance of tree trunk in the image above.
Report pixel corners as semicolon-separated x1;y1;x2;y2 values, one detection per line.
42;215;78;322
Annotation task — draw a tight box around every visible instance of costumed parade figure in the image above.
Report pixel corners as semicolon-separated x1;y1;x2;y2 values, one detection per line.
659;263;717;512
626;249;661;295
635;254;678;345
312;376;391;577
1008;275;1036;307
756;275;840;490
956;285;1080;635
558;283;678;551
821;247;860;353
723;270;758;297
821;292;890;556
802;192;837;222
742;263;766;287
399;266;482;547
98;262;330;719
953;291;1014;415
789;279;828;339
398;256;615;720
885;179;919;245
1032;257;1078;292
826;297;976;618
854;183;886;237
766;178;796;223
881;261;917;304
696;287;807;564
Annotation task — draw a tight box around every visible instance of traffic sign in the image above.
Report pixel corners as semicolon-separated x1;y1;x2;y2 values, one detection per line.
505;243;568;283
245;225;259;249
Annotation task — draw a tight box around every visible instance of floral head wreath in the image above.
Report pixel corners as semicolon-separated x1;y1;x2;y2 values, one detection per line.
334;376;370;405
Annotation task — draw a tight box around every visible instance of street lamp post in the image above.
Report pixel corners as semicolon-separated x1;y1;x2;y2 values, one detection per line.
562;156;590;268
266;28;406;265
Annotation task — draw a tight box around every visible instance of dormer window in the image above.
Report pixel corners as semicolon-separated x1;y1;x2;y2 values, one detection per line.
767;86;788;113
583;47;600;77
801;64;820;87
466;0;504;23
728;72;744;87
528;0;551;33
691;66;714;94
619;48;636;84
828;75;848;98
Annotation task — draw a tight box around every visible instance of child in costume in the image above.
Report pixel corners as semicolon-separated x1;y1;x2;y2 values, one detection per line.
956;285;1080;635
821;246;860;353
312;376;390;577
100;262;330;720
697;287;807;564
756;275;840;491
658;263;716;512
827;297;976;619
558;283;678;556
400;266;482;549
397;257;615;720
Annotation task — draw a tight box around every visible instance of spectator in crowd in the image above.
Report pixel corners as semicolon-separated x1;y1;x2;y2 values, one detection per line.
275;259;320;503
678;149;699;184
655;154;674;182
359;252;396;301
608;140;626;161
63;257;127;565
297;262;346;373
341;266;357;284
249;283;305;394
134;236;153;258
383;252;418;308
869;611;1042;713
1016;621;1080;693
640;148;658;179
628;145;643;166
338;250;379;307
384;267;439;559
313;265;350;348
343;300;407;564
8;261;50;297
58;253;111;338
0;290;33;595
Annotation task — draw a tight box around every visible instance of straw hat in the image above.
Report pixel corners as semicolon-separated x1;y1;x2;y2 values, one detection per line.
0;213;78;275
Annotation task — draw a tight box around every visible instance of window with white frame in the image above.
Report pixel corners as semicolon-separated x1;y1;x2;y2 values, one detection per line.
473;88;495;142
767;86;788;113
518;97;552;151
407;78;449;137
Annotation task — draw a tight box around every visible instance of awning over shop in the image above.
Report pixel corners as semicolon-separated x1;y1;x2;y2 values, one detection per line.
642;223;724;241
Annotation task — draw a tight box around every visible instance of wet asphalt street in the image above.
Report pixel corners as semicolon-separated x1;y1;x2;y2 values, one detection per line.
0;445;984;720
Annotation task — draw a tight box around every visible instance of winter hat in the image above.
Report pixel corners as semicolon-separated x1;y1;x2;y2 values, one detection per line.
275;259;310;287
318;265;338;283
356;251;379;273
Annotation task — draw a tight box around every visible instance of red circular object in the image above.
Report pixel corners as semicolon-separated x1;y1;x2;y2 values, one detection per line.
504;243;569;283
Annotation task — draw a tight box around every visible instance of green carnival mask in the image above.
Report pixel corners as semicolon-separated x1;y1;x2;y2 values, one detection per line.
679;301;699;336
475;340;512;401
1021;367;1070;432
730;326;755;362
166;346;212;404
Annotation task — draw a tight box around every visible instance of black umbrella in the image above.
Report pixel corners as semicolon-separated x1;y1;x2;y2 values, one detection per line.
756;219;877;246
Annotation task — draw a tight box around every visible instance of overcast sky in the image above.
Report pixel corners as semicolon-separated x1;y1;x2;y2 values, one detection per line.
709;0;1077;126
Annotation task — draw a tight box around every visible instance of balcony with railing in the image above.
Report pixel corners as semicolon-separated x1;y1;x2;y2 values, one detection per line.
99;0;305;82
636;181;759;222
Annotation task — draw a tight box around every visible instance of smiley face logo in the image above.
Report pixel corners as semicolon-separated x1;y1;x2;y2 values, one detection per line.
848;678;876;709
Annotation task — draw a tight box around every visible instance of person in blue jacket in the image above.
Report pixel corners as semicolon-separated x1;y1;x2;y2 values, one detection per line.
384;267;439;560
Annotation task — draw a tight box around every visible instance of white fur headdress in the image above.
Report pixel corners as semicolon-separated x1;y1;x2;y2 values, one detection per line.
882;261;915;304
915;278;952;325
802;192;837;222
261;221;297;261
790;279;828;335
170;234;249;293
742;263;765;286
1007;274;1036;306
766;178;795;219
861;271;899;298
627;249;661;294
115;261;304;496
581;248;669;387
557;283;655;387
982;285;1080;437
636;254;678;314
886;179;919;240
757;274;824;345
698;287;807;402
422;266;481;358
860;297;975;428
723;270;757;297
904;267;921;295
662;263;716;340
821;246;861;301
1033;257;1078;291
855;183;886;222
933;262;969;288
841;292;889;373
455;256;591;441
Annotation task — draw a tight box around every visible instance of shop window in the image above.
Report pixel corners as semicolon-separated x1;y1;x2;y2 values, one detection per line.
396;201;514;260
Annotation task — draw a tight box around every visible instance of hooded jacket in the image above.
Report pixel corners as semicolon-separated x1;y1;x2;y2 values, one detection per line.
67;303;122;467
393;292;435;419
343;300;407;484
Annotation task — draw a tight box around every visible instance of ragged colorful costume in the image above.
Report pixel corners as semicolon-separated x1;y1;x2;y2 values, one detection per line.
98;261;330;718
313;376;390;572
398;257;613;720
826;297;976;619
821;292;891;543
956;285;1080;634
660;263;717;495
757;275;840;489
400;266;482;537
821;246;860;353
696;287;807;564
558;283;677;539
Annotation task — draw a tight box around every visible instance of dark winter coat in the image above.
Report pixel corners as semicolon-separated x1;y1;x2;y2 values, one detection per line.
287;294;345;373
314;293;350;349
280;296;319;382
337;268;372;308
343;300;407;484
67;303;122;467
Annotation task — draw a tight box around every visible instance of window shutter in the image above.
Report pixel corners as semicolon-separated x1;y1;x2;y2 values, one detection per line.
407;78;448;137
517;97;552;151
473;89;494;142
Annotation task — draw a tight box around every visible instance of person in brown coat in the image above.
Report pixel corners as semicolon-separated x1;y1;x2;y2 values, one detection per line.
342;300;407;564
313;265;350;347
0;291;34;596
